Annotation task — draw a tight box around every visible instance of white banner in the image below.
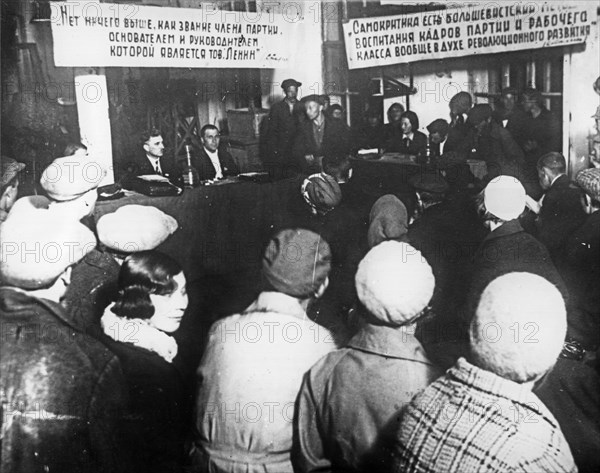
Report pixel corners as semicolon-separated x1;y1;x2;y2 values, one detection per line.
50;1;303;68
343;1;596;70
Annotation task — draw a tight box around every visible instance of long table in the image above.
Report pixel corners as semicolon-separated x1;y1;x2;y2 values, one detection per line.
95;176;303;282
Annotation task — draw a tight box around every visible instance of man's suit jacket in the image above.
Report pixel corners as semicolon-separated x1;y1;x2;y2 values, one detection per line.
129;153;177;179
537;174;586;257
293;117;351;173
193;147;239;181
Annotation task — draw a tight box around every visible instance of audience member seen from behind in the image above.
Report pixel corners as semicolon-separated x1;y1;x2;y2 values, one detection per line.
367;194;409;249
0;209;127;473
293;241;442;473
100;251;189;473
193;229;335;473
0;155;25;223
391;272;576;473
468;176;567;321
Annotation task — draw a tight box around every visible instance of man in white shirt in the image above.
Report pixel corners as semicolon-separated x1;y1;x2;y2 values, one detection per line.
195;125;239;180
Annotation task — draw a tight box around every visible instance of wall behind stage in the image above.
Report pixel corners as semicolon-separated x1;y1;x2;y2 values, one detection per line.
258;0;324;108
567;9;600;176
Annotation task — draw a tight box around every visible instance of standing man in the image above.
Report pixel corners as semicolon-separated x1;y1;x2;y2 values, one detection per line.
522;88;562;167
535;152;586;262
293;95;351;174
194;124;239;180
264;78;305;178
130;128;176;178
493;87;529;148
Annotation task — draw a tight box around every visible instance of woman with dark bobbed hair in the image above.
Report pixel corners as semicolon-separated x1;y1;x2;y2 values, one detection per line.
100;250;188;473
385;110;428;157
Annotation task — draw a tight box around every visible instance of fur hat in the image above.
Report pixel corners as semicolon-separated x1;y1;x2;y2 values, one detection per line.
262;228;331;298
0;208;96;289
484;175;525;221
40;155;106;201
96;205;178;253
355;241;435;326
471;272;566;383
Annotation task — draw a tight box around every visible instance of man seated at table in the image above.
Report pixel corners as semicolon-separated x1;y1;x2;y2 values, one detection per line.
293;95;351;174
130;128;176;178
194;124;239;181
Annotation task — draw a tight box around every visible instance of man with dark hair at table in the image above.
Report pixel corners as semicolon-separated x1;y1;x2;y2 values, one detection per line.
194;124;239;181
130;128;176;178
535;152;586;261
293;95;351;174
264;78;305;177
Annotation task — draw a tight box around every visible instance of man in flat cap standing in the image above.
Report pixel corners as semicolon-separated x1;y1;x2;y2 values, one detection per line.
192;228;335;473
0;209;128;472
293;95;351;174
264;78;305;178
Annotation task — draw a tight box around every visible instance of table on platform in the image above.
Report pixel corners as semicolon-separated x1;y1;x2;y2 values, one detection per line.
95;176;303;282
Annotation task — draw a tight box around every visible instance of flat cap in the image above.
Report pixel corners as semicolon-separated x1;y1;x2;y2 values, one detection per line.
301;94;325;105
449;92;472;114
0;208;96;289
301;173;342;215
40;155;106;201
576;168;600;201
97;205;178;253
281;78;302;90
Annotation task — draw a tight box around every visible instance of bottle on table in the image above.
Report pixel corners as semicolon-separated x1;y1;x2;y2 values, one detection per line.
181;143;200;188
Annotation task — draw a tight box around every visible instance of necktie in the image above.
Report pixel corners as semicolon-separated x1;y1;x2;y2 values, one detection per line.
155;163;162;175
403;137;410;149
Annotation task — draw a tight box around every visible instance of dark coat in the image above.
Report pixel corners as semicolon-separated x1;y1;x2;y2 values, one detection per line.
128;152;177;179
192;146;239;181
62;248;120;337
265;99;305;164
535;358;600;473
537;174;586;258
493;106;530;149
524;107;562;166
354;123;386;150
467;219;568;318
473;121;526;181
100;335;186;473
0;287;128;473
384;130;428;156
561;210;600;347
293;116;351;173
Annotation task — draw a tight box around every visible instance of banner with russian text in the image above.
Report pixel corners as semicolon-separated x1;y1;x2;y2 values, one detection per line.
50;1;302;68
343;1;596;70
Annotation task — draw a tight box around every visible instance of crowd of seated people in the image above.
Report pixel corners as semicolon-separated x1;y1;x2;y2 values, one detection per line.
1;84;599;473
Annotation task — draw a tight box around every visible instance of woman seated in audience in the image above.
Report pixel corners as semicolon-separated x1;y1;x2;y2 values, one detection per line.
100;251;189;473
384;110;427;157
